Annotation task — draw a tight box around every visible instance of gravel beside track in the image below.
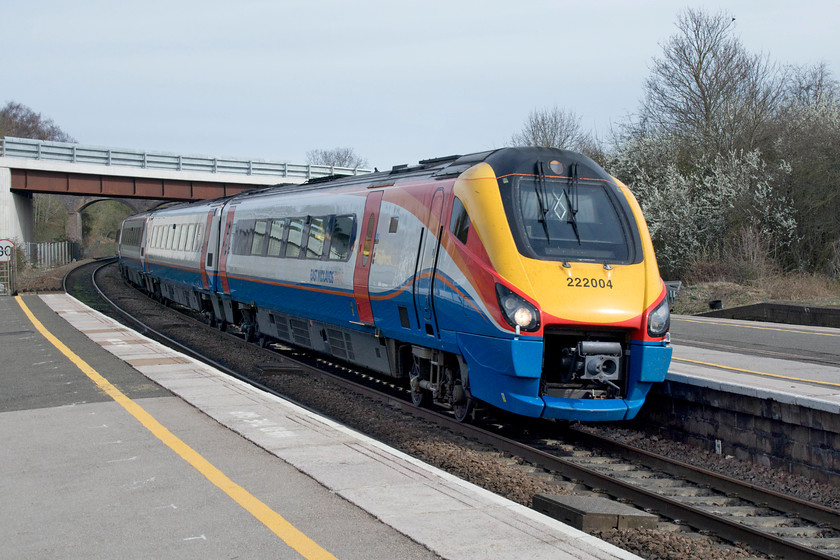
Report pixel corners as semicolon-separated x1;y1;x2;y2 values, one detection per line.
28;261;840;559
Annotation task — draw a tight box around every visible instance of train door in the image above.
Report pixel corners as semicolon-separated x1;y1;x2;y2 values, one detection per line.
218;206;236;296
138;218;148;274
199;207;220;291
353;191;383;325
413;188;444;337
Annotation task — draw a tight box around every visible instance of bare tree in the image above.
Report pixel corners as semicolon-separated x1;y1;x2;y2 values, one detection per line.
0;101;75;142
640;8;784;154
306;147;368;169
1;101;76;242
784;62;839;107
510;106;595;153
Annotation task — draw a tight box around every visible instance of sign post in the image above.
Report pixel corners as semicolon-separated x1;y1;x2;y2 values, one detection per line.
0;239;17;296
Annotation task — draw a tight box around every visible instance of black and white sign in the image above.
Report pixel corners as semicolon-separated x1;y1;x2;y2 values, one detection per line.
0;239;15;263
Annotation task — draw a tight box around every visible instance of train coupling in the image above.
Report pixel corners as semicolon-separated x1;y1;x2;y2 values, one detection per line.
577;341;623;390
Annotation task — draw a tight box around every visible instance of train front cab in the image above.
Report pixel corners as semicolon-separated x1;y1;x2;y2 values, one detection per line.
444;149;672;421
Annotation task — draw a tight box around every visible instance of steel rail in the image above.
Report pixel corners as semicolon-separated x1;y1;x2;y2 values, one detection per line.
79;261;840;560
567;427;840;530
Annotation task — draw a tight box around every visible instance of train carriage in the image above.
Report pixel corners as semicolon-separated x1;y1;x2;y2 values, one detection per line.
119;147;672;422
141;199;227;312
116;212;150;287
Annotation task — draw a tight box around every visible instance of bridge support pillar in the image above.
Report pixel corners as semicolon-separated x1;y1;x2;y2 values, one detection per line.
65;212;83;242
0;166;33;244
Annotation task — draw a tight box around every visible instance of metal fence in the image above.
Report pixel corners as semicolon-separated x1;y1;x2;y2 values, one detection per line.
24;241;81;269
0;137;372;180
0;261;13;296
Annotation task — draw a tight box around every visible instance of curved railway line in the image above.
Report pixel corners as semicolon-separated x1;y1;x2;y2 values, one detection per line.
67;259;840;560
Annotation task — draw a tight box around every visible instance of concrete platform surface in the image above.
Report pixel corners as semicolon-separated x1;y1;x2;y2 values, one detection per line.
2;293;641;560
670;344;840;414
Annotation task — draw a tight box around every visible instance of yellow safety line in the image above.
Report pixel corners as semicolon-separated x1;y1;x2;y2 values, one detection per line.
15;296;337;560
672;356;840;388
673;317;840;337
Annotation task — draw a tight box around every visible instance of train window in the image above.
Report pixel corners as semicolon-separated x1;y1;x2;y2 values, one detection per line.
189;224;198;251
193;223;204;252
306;217;326;259
251;220;267;255
329;215;354;261
267;219;285;257
286;218;305;258
180;225;191;251
512;179;634;263
232;220;254;255
361;213;375;267
389;217;399;233
173;225;183;251
449;197;471;245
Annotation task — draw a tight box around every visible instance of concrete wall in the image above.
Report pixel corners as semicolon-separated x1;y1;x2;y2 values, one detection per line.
0;166;33;243
640;380;840;483
703;303;840;328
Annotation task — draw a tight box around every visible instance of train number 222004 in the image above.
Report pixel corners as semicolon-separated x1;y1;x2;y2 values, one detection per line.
567;277;614;289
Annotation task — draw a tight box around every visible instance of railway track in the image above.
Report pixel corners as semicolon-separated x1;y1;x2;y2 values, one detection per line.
69;260;840;560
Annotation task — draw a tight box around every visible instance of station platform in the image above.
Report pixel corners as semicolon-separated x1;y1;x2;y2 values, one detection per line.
0;293;640;560
669;316;840;414
652;315;840;480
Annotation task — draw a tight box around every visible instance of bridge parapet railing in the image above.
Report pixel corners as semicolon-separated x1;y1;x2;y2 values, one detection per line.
0;137;371;179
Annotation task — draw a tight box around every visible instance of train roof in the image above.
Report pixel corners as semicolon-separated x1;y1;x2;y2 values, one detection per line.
228;147;613;201
133;147;614;217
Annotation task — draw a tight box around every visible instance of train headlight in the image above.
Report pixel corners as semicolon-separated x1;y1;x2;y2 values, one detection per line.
647;297;671;338
496;284;540;332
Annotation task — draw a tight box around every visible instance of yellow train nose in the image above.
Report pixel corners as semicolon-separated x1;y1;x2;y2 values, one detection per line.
526;261;646;327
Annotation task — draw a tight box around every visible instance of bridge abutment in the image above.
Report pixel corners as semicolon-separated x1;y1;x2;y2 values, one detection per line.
0;166;33;244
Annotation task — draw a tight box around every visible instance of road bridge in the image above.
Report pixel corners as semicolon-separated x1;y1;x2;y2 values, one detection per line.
0;137;370;245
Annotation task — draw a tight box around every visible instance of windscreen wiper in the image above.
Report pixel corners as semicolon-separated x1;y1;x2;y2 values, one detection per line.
535;161;551;241
564;163;581;245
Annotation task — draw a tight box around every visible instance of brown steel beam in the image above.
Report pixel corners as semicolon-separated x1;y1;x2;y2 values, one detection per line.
9;169;255;201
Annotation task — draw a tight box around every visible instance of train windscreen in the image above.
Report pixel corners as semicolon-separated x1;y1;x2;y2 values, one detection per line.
506;178;637;264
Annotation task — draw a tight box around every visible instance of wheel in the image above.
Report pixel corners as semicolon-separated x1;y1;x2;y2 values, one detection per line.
409;362;428;407
410;386;427;407
217;319;227;332
452;396;473;423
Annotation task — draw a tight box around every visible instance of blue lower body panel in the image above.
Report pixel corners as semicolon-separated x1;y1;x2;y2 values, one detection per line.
457;332;672;421
457;333;544;417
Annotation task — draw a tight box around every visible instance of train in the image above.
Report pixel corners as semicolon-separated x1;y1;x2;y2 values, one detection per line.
117;147;672;422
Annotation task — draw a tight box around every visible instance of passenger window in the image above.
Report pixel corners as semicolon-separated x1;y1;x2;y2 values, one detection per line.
361;214;375;267
172;225;182;251
232;220;254;255
179;224;190;251
306;217;326;259
185;224;196;251
267;219;285;257
193;224;204;252
251;220;267;255
449;197;471;245
286;218;305;258
329;215;354;261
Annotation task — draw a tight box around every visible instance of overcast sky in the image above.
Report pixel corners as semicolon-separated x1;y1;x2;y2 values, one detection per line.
3;0;838;169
